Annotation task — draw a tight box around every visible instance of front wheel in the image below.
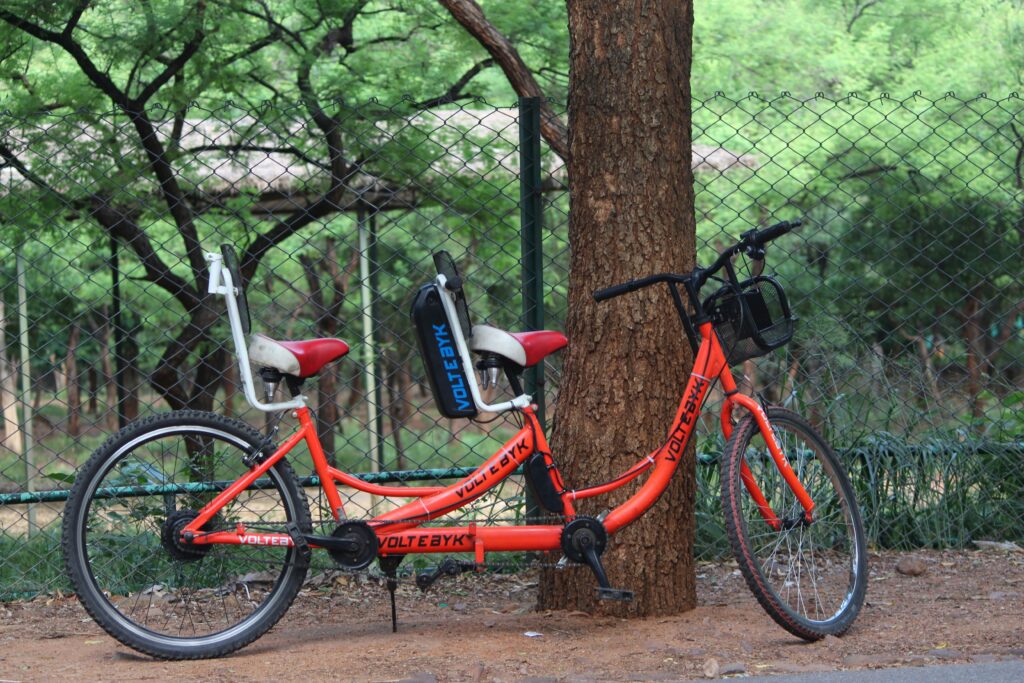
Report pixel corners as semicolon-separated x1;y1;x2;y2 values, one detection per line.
721;407;867;640
62;411;312;659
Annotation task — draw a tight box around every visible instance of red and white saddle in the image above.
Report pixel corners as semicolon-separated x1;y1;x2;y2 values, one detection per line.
248;334;350;378
469;325;567;367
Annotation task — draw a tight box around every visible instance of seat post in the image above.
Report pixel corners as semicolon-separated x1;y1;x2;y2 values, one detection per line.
259;367;283;403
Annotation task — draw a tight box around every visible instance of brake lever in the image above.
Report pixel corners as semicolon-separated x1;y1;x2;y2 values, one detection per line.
744;244;766;260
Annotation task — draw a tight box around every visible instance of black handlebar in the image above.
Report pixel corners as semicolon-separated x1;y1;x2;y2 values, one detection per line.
593;273;687;302
592;219;802;303
744;219;802;247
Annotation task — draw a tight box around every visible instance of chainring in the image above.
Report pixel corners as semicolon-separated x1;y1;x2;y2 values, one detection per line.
560;516;608;564
329;520;379;570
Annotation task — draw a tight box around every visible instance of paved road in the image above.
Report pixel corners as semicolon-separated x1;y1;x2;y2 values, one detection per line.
714;660;1024;682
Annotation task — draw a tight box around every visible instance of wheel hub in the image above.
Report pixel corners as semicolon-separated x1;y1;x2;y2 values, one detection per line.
160;510;211;562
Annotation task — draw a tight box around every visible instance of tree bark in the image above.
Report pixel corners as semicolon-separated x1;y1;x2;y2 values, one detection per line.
87;362;98;414
538;1;697;617
438;0;569;161
222;354;238;418
962;290;985;422
97;310;117;429
65;321;81;437
0;299;23;455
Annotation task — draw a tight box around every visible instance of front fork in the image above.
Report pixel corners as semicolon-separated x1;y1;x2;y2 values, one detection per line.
720;392;815;531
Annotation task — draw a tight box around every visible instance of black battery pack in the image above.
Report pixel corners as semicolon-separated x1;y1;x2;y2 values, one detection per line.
524;451;565;514
411;283;479;419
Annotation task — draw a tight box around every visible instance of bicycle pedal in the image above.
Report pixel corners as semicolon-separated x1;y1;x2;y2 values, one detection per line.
595;587;634;602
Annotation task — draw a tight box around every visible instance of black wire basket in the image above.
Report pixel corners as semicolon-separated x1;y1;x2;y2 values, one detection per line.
703;275;796;366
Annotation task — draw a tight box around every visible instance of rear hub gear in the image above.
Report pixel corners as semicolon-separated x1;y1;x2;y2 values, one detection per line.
160;510;211;562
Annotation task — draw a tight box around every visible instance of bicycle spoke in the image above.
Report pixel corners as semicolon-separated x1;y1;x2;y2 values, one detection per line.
725;409;865;637
67;415;309;657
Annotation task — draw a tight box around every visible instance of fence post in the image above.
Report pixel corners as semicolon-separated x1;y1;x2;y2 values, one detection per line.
358;204;382;486
519;97;544;522
16;242;36;535
519;97;545;415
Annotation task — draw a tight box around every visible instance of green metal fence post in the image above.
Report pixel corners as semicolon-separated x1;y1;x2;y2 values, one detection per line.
519;97;544;522
519;97;545;416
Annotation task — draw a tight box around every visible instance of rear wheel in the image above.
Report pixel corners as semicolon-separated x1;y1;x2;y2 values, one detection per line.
721;407;867;640
62;411;311;659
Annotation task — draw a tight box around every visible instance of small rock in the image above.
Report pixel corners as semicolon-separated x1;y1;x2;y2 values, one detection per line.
971;654;1002;664
703;657;720;679
483;619;496;628
452;602;467;612
896;556;927;576
398;674;437;683
739;641;753;654
843;653;900;667
720;662;745;675
987;591;1020;601
973;540;1023;552
470;662;486;682
768;661;834;674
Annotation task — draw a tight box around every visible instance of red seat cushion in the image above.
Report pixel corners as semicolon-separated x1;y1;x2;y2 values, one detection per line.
276;338;350;377
509;330;568;367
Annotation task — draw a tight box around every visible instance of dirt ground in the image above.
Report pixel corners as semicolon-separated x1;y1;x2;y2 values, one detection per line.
1;549;1023;683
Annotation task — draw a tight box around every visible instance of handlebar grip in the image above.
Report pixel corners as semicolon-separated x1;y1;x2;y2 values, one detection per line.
754;219;802;244
593;280;639;302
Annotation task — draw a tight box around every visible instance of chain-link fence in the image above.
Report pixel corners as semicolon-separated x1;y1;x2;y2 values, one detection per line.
1;93;1023;598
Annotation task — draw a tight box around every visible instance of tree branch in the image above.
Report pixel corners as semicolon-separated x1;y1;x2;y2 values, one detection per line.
416;57;494;108
846;0;881;33
63;0;89;36
134;3;206;105
89;198;200;310
182;143;328;171
437;0;568;161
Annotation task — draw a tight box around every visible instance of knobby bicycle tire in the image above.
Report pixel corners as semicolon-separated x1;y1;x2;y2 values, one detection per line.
721;407;867;640
62;410;312;659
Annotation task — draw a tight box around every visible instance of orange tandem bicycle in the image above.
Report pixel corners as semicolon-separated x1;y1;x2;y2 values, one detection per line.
62;220;867;658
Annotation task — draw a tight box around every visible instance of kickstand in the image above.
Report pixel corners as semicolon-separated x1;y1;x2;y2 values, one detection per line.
379;556;404;633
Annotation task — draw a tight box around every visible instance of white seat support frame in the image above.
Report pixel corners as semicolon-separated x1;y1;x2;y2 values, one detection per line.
434;273;532;414
206;252;306;413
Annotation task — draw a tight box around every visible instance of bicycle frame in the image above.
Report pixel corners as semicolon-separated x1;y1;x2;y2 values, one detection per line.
183;315;815;559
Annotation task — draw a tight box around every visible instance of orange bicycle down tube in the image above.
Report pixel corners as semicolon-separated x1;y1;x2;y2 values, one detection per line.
718;352;816;523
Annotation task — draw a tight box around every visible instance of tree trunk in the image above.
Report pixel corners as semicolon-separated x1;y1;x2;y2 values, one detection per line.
963;291;985;422
318;365;339;467
538;0;697;617
0;299;23;455
66;321;81;437
87;362;98;414
98;310;117;430
222;355;238;418
385;352;409;471
121;321;140;421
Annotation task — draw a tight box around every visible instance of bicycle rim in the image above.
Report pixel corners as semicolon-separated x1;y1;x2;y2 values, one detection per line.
66;417;308;655
723;408;866;638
